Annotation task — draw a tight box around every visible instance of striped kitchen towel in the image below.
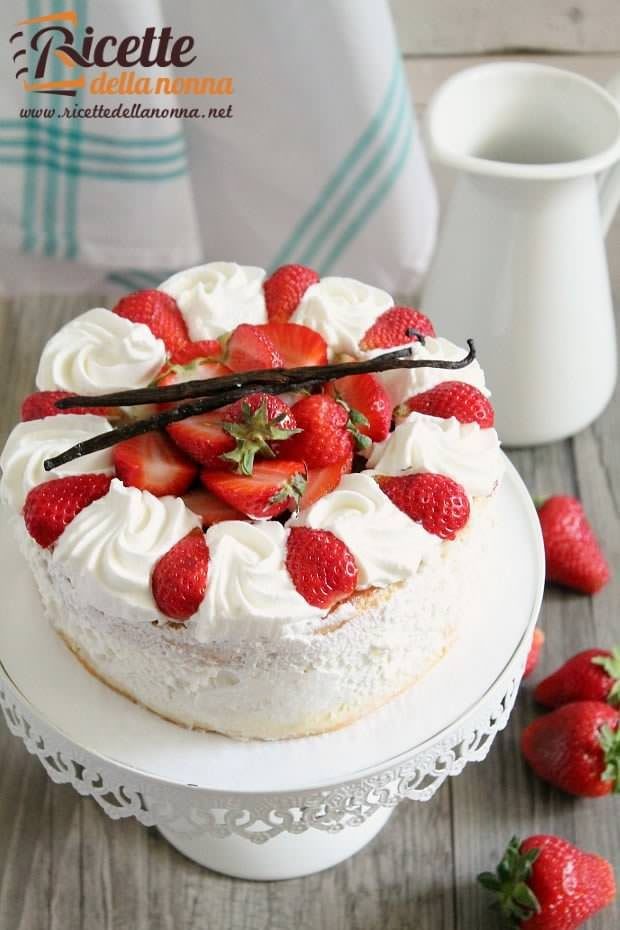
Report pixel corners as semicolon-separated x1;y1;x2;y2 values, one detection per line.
0;0;437;297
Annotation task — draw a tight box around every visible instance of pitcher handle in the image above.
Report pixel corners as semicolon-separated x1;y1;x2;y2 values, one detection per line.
599;71;620;237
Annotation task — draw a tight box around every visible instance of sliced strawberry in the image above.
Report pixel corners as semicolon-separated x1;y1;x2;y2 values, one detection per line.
286;527;358;609
21;390;112;422
154;360;230;411
112;289;189;354
201;460;306;519
152;528;209;621
113;431;197;496
182;488;248;527
399;381;494;428
24;474;112;548
275;394;356;468
359;306;435;351
170;340;222;364
259;322;328;367
225;324;283;373
377;473;470;540
263;264;319;323
326;374;392;442
167;412;234;467
299;459;352;510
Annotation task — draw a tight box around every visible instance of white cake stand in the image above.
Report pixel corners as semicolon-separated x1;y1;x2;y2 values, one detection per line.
0;459;544;880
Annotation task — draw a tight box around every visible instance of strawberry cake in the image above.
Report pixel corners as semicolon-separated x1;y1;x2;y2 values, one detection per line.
0;262;504;740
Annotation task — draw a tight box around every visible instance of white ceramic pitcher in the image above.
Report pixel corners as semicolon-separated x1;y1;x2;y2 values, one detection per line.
421;62;620;446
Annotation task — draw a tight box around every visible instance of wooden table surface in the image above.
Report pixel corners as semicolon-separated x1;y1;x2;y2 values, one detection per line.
1;53;620;930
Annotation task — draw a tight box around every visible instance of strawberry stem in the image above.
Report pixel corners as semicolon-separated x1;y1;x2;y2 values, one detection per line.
592;648;620;707
599;723;620;792
477;837;541;927
44;342;476;471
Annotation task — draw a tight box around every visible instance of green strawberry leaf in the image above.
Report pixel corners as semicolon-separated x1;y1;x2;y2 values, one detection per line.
599;723;620;792
477;837;541;927
592;647;620;708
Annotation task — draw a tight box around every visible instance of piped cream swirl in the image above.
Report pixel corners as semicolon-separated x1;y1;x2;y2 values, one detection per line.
367;412;504;498
159;262;267;340
291;277;393;357
36;308;166;394
0;414;114;512
53;480;200;619
288;472;439;588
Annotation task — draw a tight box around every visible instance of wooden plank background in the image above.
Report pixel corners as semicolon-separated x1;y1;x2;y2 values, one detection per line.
1;35;620;930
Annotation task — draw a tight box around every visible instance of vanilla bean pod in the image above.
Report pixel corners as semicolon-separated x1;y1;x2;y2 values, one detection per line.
44;341;475;471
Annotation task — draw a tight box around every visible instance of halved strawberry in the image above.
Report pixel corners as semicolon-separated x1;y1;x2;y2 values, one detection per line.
201;460;306;519
112;289;189;354
286;527;358;609
224;324;283;373
359;306;435;350
154;360;230;411
170;340;222;365
326;374;392;442
259;322;328;367
299;459;352;510
263;264;319;323
167;412;234;467
377;473;470;540
399;381;494;428
113;431;197;496
182;488;248;527
152;528;209;621
21;390;112;422
24;474;112;548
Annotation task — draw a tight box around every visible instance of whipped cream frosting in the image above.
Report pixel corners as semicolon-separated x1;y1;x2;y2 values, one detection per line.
36;308;166;394
195;521;323;641
0;414;115;512
291;277;393;357
159;262;267;341
369;336;489;407
368;412;504;498
53;479;200;619
289;472;439;588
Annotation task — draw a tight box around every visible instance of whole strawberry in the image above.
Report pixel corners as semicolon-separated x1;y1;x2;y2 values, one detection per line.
359;306;435;350
523;628;545;679
24;474;112;548
398;380;494;428
376;473;470;540
286;527;358;609
537;495;610;594
277;394;358;468
152;528;209;621
112;289;189;355
263;264;319;323
478;834;616;929
521;701;620;797
535;648;620;708
326;373;392;442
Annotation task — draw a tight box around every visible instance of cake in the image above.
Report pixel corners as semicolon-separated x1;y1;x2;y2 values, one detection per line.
0;262;504;740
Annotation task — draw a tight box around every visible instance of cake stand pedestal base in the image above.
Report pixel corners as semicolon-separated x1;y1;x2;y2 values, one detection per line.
159;808;393;880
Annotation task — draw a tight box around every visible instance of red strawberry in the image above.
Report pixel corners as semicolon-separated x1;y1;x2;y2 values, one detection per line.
478;833;616;929
24;474;112;548
359;306;435;350
523;628;545;679
170;340;222;365
286;527;358;609
168;393;298;473
326;374;392;442
398;381;494;428
537;496;610;594
225;324;283;373
152;528;209;621
521;701;620;797
376;473;470;540
21;390;112;421
201;460;306;519
112;289;189;354
276;394;356;468
535;648;620;708
167;412;234;467
155;360;230;390
113;431;197;497
263;264;319;323
182;488;248;527
299;459;352;510
259;322;328;367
